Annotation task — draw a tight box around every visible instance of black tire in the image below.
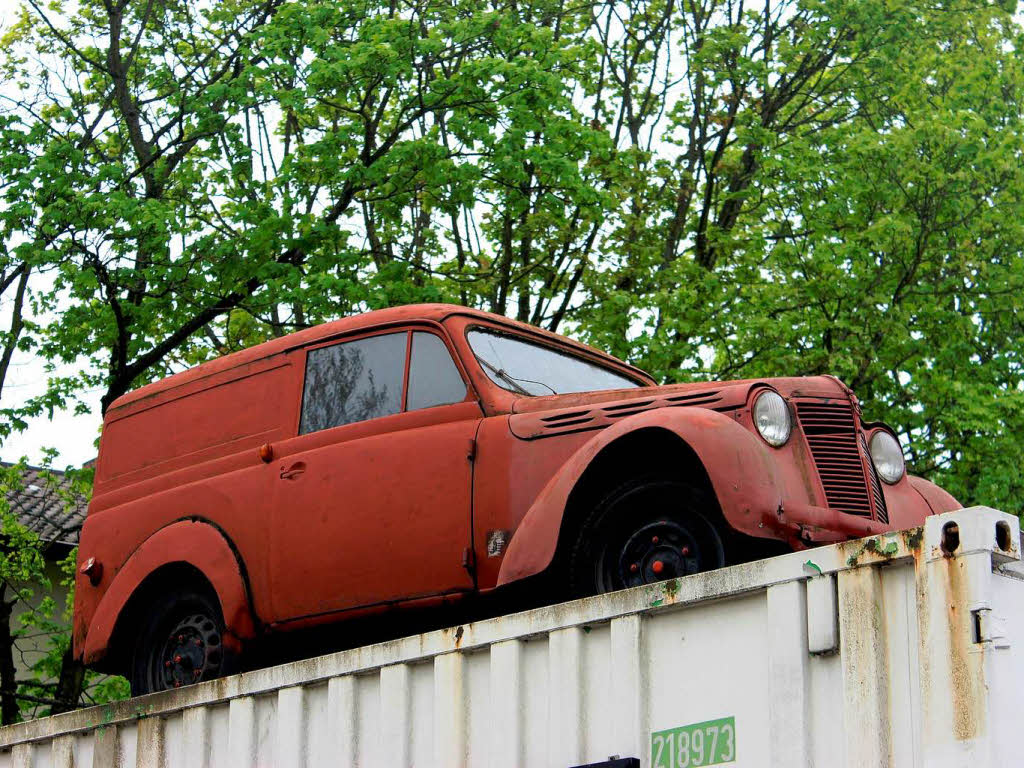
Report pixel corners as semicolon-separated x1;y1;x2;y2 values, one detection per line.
569;479;725;597
129;588;235;697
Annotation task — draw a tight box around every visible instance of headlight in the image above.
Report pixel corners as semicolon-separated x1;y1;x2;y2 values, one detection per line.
869;431;905;484
753;390;791;447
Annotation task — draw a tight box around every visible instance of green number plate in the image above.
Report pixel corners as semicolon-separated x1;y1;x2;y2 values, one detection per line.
651;716;736;767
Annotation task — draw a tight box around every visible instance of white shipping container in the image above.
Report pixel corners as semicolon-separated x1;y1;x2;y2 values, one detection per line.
0;506;1021;768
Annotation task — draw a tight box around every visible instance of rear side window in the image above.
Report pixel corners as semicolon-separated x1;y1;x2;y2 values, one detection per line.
299;332;406;434
407;332;467;411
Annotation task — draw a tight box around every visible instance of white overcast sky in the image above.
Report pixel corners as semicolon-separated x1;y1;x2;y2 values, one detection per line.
1;0;104;468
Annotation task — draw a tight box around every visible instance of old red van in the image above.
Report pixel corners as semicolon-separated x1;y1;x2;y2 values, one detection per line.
72;304;959;694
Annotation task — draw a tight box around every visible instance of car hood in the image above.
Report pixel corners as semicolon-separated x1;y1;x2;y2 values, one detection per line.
507;375;851;440
510;375;849;415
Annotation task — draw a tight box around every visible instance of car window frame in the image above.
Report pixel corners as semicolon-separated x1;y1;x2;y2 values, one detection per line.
406;330;472;413
294;323;476;436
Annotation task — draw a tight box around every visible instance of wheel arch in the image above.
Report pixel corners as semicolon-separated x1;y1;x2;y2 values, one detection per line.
496;407;784;586
104;562;219;677
556;427;724;557
82;519;257;673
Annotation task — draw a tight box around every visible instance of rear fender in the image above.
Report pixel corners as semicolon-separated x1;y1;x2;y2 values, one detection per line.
496;407;783;585
79;519;256;665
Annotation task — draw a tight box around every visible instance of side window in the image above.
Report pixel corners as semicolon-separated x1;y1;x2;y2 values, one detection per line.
406;332;467;411
299;332;406;434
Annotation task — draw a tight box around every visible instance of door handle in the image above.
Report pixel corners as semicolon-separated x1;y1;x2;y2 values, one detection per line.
279;462;306;480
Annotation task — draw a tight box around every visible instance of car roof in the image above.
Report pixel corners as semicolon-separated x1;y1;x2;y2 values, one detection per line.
108;304;652;413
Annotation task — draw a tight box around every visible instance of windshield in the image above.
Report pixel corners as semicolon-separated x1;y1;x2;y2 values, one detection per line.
467;328;642;396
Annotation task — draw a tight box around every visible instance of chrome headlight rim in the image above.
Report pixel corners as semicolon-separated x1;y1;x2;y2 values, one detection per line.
753;389;792;448
869;429;905;484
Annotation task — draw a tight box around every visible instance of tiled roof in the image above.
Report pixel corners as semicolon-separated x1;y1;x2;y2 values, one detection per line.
1;462;90;548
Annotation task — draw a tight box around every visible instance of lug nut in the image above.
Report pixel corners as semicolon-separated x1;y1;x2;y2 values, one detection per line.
681;546;690;556
165;660;172;668
630;562;639;573
652;536;659;544
174;681;181;688
652;560;665;574
178;635;185;643
195;639;202;646
194;669;201;678
174;655;182;663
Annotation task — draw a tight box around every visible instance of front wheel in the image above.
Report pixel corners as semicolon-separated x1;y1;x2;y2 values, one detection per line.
569;479;725;597
130;589;234;696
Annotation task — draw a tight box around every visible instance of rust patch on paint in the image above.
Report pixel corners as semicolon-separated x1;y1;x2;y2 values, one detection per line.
903;526;924;551
842;534;902;567
943;556;984;741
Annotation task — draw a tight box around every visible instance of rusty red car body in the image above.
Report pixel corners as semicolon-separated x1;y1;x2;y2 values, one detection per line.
71;304;959;692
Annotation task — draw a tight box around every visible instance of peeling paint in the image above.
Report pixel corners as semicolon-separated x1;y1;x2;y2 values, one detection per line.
903;527;923;551
863;535;899;558
843;533;903;567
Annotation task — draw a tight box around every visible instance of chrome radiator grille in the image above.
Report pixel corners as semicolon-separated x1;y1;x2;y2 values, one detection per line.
860;432;890;524
795;400;874;518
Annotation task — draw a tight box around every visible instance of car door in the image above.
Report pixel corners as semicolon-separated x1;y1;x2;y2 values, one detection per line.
268;327;482;622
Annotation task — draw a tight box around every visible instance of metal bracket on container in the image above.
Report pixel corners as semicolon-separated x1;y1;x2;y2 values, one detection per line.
972;608;1011;648
923;507;1021;564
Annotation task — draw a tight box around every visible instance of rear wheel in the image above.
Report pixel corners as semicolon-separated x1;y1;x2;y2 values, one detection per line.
130;589;234;697
569;479;725;596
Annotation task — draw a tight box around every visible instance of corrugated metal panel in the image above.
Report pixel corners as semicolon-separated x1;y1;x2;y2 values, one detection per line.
0;507;1020;768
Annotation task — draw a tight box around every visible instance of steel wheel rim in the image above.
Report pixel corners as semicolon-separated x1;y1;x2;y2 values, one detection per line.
597;517;704;592
152;612;223;691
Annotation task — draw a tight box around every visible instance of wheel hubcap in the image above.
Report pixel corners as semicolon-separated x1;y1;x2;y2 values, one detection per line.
615;520;701;588
158;614;222;690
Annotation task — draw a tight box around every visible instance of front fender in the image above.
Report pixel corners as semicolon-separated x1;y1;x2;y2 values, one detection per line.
496;407;783;585
908;475;961;514
77;520;256;665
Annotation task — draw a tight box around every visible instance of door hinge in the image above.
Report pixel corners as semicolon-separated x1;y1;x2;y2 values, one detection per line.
466;438;477;462
462;546;476;575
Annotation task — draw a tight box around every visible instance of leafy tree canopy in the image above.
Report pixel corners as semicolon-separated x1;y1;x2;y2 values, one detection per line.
0;0;1020;503
1;0;1024;717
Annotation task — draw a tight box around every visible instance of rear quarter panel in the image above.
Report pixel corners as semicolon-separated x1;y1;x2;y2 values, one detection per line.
75;357;301;659
75;518;255;664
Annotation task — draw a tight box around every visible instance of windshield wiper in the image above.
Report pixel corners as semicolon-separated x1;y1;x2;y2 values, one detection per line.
475;357;557;395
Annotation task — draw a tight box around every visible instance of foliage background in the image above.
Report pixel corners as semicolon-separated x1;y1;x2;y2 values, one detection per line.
1;0;1023;719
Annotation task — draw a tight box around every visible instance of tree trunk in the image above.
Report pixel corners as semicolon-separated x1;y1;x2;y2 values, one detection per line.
0;264;30;404
0;589;20;724
50;650;85;715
